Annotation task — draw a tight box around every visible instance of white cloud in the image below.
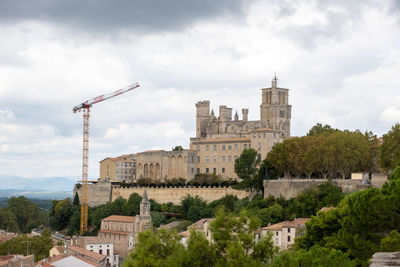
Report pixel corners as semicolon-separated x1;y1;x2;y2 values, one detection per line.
0;0;399;179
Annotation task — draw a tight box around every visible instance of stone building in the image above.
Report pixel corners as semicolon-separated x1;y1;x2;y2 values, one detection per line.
257;218;310;250
99;154;136;182
189;76;291;179
97;190;152;257
99;76;291;181
136;149;197;180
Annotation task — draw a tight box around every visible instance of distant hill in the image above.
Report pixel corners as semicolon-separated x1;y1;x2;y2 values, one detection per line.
0;175;77;200
0;175;78;191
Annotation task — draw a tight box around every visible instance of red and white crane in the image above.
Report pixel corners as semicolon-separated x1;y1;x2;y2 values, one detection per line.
73;82;140;234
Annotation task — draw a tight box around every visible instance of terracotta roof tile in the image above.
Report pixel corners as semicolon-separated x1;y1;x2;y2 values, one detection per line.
262;218;310;231
102;215;136;223
68;246;106;261
188;218;214;230
191;138;250;144
75;255;99;267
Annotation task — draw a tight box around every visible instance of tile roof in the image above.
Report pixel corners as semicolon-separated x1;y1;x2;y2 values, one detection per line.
68;245;106;261
102;215;136;223
179;231;188;238
99;157;117;163
99;229;132;235
79;236;110;245
188;218;214;230
262;218;310;231
191;138;250;144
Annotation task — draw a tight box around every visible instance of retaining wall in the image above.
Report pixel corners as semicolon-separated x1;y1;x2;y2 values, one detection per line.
112;186;249;204
263;179;371;200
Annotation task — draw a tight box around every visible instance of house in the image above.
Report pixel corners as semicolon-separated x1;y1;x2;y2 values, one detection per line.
0;255;34;267
187;218;215;243
77;236;119;267
259;218;310;249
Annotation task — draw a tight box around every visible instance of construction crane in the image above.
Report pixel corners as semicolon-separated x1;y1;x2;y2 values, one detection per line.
73;82;140;234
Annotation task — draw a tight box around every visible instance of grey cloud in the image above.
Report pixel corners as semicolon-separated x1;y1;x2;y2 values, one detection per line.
0;0;252;33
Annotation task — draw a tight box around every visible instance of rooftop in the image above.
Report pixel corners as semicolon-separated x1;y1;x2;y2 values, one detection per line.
102;215;136;223
188;218;214;230
191;137;250;144
68;245;106;262
261;218;310;231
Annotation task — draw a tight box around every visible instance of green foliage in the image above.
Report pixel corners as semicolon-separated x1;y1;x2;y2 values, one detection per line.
272;245;355;267
123;229;184;267
7;196;46;233
73;193;80;206
380;123;400;173
296;161;400;263
234;148;260;190
172;145;184;151
0;208;20;232
124;209;277;267
380;230;400;252
307;123;340;136
267;129;373;178
0;231;53;261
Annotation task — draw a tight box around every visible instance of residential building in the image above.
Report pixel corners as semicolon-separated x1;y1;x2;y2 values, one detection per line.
0;255;34;267
98;190;152;258
99;154;136;182
187;218;215;243
77;236;119;267
259;218;310;250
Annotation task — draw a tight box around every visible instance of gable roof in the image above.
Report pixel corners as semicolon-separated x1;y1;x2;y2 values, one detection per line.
261;218;310;231
102;215;136;223
188;218;214;230
68;246;106;262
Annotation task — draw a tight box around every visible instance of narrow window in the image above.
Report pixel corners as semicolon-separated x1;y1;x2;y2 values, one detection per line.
206;168;209;173
222;156;225;163
197;156;200;163
213;145;217;151
206;145;209;151
197;168;200;174
213;168;216;174
228;156;231;162
206;157;209;163
288;236;291;242
213;156;216;163
234;144;238;150
197;145;200;151
244;144;247;149
222;168;225;173
222;144;226;150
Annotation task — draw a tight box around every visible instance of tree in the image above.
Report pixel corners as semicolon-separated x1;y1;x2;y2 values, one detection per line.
234;148;260;190
307;123;339;136
172;145;184;151
124;229;184;267
380;123;400;173
0;208;19;232
73;193;80;206
7;196;45;233
380;230;400;252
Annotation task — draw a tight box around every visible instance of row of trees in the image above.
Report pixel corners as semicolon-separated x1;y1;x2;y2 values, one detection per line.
266;127;374;179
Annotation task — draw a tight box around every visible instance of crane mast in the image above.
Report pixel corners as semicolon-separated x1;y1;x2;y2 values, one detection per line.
73;82;140;234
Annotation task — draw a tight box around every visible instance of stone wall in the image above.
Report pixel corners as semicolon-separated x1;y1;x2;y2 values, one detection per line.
263;179;370;200
74;181;112;207
112;186;249;204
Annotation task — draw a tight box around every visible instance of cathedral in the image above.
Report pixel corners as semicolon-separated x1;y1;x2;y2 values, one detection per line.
99;76;292;181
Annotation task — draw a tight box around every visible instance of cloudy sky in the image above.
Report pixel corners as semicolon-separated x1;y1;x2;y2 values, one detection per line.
1;0;400;180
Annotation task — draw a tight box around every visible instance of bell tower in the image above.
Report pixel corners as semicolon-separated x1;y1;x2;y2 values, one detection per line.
260;75;292;137
137;190;152;232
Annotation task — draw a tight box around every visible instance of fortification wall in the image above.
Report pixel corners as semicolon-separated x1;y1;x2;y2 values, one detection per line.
263;179;370;200
112;186;249;204
74;181;112;207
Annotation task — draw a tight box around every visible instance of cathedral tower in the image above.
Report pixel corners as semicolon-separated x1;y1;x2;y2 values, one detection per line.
195;100;210;138
260;75;292;137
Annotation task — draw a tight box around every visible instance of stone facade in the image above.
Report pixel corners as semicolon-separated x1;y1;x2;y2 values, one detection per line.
98;190;152;258
190;76;291;179
98;77;291;182
99;154;136;182
136;149;197;181
74;181;112;207
263;179;371;200
112;186;249;205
